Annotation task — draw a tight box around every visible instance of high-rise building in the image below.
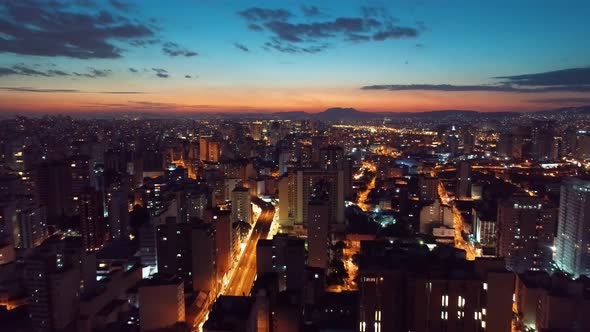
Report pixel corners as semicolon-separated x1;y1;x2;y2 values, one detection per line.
307;201;330;269
418;175;439;202
531;120;558;161
15;204;48;249
574;129;590;160
107;188;130;240
35;161;72;223
199;136;221;162
23;237;86;332
199;137;210;162
456;161;472;200
249;121;263;141
554;177;590;277
319;145;344;170
278;168;344;229
358;241;514;332
69;155;91;214
497;196;557;273
79;188;106;252
208;141;220;162
205;208;232;279
231;184;252;225
156;219;217;293
257;234;306;292
203;296;257;332
514;271;590;332
138;274;186;332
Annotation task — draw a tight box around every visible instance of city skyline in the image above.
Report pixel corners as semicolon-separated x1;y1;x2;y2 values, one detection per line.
1;0;590;114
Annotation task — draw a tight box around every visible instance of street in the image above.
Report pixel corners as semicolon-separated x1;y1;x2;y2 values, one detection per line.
224;206;275;296
193;200;275;331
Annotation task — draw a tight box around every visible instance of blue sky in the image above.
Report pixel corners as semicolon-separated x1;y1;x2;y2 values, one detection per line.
1;0;589;113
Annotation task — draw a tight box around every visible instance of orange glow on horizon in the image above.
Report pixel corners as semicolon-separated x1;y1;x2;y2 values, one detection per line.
0;87;580;114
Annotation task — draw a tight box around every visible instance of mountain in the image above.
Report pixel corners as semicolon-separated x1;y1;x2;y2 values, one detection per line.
314;107;378;121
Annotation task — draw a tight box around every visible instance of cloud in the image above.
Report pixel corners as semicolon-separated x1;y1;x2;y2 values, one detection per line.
239;7;292;21
162;42;198;57
129;67;138;73
185;75;192;78
495;67;590;86
0;67;19;76
152;68;169;78
301;5;321;17
73;68;112;78
234;43;250;52
109;0;132;11
264;39;329;54
247;23;264;31
238;6;422;54
361;84;590;93
130;39;160;47
0;87;81;93
99;91;145;94
372;27;418;41
0;64;108;78
0;86;144;94
362;67;590;94
0;0;155;59
528;97;590;104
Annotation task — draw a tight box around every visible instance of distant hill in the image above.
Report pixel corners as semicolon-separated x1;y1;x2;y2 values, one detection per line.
314;107;379;121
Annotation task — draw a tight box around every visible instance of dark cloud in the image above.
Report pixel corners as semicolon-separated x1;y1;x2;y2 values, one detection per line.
415;43;424;48
0;67;19;76
0;0;154;59
152;68;169;78
129;67;138;73
73;68;111;78
301;5;321;17
495;67;590;86
0;64;114;78
0;87;81;93
0;86;145;94
12;64;56;77
361;84;590;93
362;67;590;94
239;6;422;54
185;75;192;78
239;7;292;21
109;0;132;11
264;40;329;54
247;23;264;31
162;42;198;57
347;34;371;42
372;27;418;41
99;91;144;94
234;43;250;52
130;39;160;47
528;97;590;104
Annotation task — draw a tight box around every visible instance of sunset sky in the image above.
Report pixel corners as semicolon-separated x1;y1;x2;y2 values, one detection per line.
1;0;589;114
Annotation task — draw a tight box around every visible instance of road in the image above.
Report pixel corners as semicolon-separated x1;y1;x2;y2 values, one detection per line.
224;205;274;296
355;161;377;211
193;200;275;331
437;182;479;260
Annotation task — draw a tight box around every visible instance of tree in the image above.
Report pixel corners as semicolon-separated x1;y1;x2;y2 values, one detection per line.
327;258;347;285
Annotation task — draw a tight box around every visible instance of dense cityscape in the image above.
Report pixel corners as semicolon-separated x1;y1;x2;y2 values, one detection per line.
0;108;589;332
1;1;590;331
